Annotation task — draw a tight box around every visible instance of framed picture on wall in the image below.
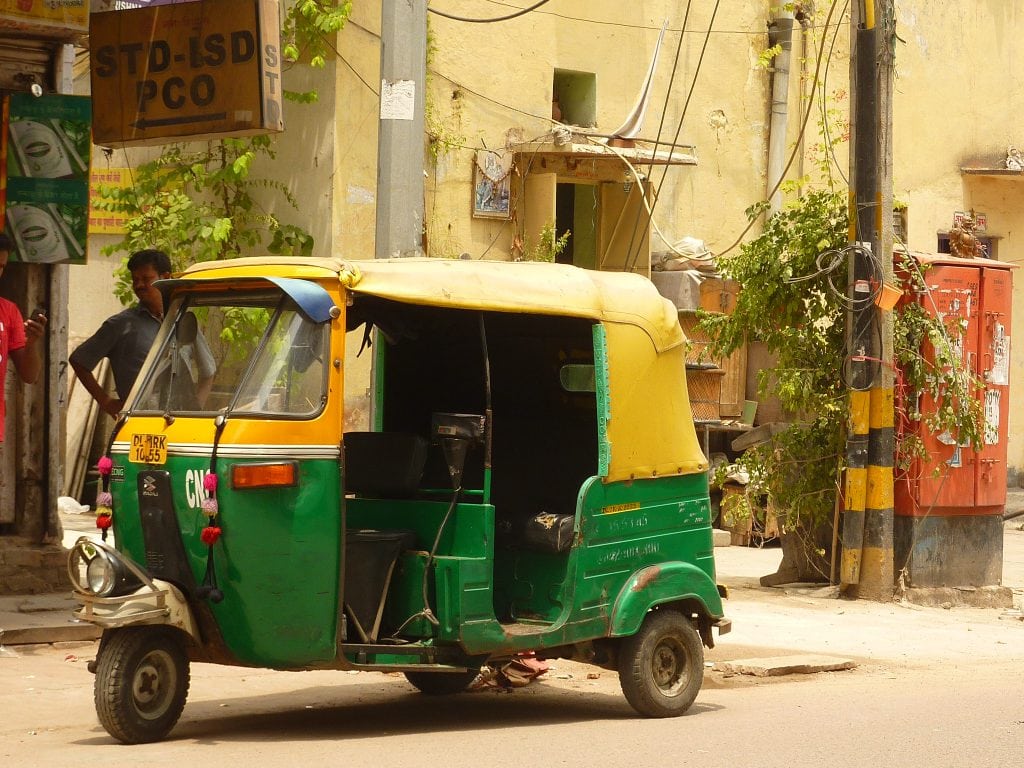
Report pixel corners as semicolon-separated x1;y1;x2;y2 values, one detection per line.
472;149;512;219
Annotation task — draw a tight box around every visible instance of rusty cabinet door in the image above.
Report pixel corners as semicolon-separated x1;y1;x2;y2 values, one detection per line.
976;264;1013;507
913;263;981;512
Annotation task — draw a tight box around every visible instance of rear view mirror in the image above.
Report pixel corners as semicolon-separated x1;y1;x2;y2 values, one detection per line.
559;364;596;393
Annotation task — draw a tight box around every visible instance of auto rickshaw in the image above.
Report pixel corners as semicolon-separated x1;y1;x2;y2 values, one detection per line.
68;257;730;743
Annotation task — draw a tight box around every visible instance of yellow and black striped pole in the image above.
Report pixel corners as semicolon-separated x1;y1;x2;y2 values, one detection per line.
842;0;895;599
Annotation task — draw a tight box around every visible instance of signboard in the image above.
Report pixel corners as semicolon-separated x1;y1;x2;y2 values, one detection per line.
89;166;132;234
89;0;284;146
0;0;88;36
2;93;91;264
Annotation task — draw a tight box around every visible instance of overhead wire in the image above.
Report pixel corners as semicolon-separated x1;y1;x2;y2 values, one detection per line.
427;0;554;24
716;0;846;259
476;0;845;34
615;1;694;274
625;0;720;273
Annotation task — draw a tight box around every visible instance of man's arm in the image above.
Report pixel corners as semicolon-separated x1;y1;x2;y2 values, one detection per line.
70;359;122;417
10;313;46;384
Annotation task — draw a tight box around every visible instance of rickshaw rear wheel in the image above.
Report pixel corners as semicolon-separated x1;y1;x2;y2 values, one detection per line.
618;609;704;718
94;628;190;744
404;669;480;695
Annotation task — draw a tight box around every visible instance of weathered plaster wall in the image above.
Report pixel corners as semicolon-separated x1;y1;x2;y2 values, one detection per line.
335;1;772;263
894;3;1024;483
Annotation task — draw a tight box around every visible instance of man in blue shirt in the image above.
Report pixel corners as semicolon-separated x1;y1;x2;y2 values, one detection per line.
70;249;213;416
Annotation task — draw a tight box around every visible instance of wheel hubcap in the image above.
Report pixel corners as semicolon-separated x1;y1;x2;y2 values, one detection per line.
652;638;687;696
132;649;175;719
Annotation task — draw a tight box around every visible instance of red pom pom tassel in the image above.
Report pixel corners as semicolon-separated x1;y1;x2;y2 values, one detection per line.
201;525;222;545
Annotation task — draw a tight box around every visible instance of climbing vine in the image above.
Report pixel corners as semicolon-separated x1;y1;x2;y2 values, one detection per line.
701;188;986;577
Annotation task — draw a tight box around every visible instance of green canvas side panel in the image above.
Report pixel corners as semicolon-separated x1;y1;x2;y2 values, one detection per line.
574;472;720;626
111;455;342;667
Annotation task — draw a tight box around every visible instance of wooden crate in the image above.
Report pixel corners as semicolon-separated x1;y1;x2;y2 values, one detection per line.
678;312;717;367
719;343;747;419
686;367;724;421
699;278;740;315
680;310;747;419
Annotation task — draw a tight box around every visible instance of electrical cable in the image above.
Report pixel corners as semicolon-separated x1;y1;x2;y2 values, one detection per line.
819;0;852;186
617;2;694;273
478;0;846;34
716;0;845;259
427;0;554;24
625;0;721;274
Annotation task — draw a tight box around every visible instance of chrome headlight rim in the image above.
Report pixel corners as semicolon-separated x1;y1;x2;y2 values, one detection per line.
85;550;116;596
68;538;144;598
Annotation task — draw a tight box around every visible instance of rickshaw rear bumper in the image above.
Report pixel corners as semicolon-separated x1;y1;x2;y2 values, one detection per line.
714;617;732;636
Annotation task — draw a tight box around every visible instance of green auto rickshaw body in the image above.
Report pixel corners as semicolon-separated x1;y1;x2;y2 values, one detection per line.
72;257;728;740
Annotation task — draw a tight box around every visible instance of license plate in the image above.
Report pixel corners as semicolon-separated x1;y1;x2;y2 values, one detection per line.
129;433;168;465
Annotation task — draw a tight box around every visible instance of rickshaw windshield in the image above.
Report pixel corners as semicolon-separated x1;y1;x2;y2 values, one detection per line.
129;289;329;418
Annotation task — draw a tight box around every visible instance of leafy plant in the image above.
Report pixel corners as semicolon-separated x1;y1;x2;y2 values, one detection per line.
892;250;986;469
281;0;353;102
701;189;985;578
95;136;313;304
523;222;570;263
701;189;848;571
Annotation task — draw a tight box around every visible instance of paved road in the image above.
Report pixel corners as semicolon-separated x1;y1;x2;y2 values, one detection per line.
1;496;1010;766
1;633;1020;767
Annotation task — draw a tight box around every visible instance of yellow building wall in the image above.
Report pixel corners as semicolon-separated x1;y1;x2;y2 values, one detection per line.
893;5;1024;483
333;1;772;263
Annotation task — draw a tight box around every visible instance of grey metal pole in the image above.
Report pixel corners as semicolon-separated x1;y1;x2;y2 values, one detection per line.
375;0;427;259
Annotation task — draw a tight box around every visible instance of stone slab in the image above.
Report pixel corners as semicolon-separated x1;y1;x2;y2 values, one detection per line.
714;654;857;677
713;528;731;548
900;585;1013;609
0;594;101;646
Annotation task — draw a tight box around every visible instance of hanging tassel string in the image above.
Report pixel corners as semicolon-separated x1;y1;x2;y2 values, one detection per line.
197;415;228;603
93;414;127;541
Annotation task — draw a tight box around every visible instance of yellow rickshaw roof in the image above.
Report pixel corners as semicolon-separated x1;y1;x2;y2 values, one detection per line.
180;257;684;351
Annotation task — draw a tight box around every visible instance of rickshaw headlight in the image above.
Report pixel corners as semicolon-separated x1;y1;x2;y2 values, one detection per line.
85;551;116;596
73;545;142;597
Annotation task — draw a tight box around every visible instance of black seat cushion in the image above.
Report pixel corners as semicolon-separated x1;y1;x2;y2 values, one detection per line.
521;512;575;553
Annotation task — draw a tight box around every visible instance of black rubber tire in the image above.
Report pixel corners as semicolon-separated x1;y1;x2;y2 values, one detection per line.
404;669;480;695
618;609;704;718
94;628;190;744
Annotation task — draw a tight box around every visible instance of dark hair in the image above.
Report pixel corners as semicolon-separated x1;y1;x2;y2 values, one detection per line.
126;248;172;275
0;231;12;252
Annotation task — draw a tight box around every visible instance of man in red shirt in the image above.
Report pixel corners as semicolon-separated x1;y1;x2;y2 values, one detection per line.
0;232;47;442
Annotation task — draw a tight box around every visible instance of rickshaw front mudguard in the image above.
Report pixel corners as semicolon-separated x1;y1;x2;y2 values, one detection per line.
609;561;729;645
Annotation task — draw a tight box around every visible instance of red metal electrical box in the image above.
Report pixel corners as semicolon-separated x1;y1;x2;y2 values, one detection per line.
894;253;1014;587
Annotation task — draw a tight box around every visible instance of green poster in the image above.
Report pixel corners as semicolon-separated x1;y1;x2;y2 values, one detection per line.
3;93;91;264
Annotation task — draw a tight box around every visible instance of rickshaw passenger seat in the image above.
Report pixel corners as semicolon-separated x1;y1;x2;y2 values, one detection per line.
344;431;428;497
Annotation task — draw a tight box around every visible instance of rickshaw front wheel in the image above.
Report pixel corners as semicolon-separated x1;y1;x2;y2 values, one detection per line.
618;609;704;718
404;669;480;695
94;628;191;744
